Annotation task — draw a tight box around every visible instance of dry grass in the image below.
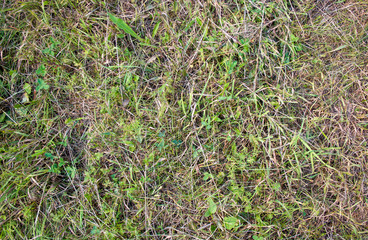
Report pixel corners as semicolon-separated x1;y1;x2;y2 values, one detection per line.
1;0;368;239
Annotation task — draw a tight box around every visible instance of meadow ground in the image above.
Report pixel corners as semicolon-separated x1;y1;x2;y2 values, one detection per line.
1;0;368;239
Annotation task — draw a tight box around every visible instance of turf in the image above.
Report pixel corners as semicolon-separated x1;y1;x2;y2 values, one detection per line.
1;0;368;239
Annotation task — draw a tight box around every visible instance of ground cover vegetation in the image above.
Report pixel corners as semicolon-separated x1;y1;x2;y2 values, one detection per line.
1;0;368;239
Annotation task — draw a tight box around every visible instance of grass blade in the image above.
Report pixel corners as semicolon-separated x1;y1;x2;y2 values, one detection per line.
108;13;143;42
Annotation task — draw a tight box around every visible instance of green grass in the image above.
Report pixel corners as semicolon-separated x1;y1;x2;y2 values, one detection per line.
1;0;368;239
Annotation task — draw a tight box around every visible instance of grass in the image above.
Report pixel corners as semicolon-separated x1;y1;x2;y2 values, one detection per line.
1;0;368;239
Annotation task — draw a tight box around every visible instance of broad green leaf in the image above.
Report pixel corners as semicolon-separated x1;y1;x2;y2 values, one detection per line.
42;47;54;56
45;152;55;160
290;33;299;43
205;199;217;217
223;216;239;230
66;166;77;179
23;83;32;94
49;163;60;174
58;158;65;167
36;64;46;76
108;13;143;42
36;79;50;91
